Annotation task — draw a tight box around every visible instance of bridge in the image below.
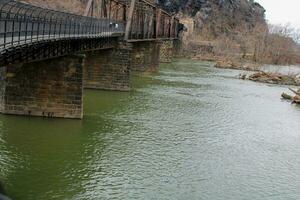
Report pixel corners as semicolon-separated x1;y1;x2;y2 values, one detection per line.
0;0;181;119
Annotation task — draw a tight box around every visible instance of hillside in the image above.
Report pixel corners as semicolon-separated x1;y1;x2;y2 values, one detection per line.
158;0;266;36
19;0;298;65
20;0;266;36
20;0;88;14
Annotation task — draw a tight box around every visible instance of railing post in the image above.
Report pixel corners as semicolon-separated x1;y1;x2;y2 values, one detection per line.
124;0;136;40
123;4;127;22
155;8;161;39
147;9;154;38
170;16;174;38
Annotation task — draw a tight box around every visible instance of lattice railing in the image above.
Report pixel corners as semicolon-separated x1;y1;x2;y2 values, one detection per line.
0;0;125;50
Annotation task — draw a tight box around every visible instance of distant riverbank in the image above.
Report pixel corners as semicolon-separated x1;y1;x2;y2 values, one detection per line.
214;60;300;86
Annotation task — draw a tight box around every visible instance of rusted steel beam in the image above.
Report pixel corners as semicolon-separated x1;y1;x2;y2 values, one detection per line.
139;0;156;8
147;12;154;38
155;8;161;38
124;0;136;40
84;0;93;16
123;4;126;21
170;16;174;38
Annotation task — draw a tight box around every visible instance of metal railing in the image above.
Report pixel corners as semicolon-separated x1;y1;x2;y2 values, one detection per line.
0;0;125;51
128;0;179;40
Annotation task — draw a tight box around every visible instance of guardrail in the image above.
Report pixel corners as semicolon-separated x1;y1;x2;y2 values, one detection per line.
0;0;125;51
0;0;179;53
127;0;179;40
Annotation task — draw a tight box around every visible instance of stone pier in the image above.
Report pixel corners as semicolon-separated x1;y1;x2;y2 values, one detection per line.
0;39;179;119
83;42;132;91
173;39;183;57
160;40;174;63
131;41;161;72
0;55;84;119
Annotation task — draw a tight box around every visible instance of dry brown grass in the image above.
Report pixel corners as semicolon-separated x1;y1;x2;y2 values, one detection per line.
19;0;88;14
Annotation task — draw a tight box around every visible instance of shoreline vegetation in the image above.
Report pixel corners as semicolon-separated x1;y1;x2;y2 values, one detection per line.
178;16;300;103
213;60;300;86
183;47;300;104
192;55;300;104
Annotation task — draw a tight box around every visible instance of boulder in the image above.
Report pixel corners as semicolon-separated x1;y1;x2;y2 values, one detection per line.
249;71;297;85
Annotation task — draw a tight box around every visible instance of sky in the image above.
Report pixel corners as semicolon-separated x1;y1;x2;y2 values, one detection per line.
255;0;300;29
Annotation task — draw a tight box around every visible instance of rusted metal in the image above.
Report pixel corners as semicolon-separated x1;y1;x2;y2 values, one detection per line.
0;0;179;65
124;0;136;40
84;0;94;16
155;8;161;38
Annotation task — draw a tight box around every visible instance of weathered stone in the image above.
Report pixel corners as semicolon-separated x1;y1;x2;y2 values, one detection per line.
84;42;132;91
0;67;5;113
173;39;183;57
160;40;174;63
248;71;297;86
0;39;178;119
131;41;161;72
0;55;84;119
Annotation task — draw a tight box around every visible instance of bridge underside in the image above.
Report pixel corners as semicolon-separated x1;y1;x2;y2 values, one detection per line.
0;0;182;119
0;55;84;119
83;40;176;91
0;39;178;119
130;41;161;72
0;37;119;66
83;42;132;91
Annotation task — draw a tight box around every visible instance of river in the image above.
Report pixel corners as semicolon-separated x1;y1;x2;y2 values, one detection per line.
1;59;300;200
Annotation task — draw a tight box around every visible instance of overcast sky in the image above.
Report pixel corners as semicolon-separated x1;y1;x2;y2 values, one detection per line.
255;0;300;29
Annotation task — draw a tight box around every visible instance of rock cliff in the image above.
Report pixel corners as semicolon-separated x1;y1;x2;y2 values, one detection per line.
19;0;266;36
157;0;266;35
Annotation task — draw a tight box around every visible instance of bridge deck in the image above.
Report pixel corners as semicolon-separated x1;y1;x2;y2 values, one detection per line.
0;0;179;65
0;32;124;52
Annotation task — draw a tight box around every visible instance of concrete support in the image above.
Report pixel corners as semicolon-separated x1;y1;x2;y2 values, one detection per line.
83;42;132;91
0;68;5;113
0;55;84;119
131;41;161;72
173;39;183;57
160;40;174;63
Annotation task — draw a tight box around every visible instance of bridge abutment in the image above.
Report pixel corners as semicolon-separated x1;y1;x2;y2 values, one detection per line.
0;55;84;119
160;40;174;63
83;42;132;91
131;41;161;72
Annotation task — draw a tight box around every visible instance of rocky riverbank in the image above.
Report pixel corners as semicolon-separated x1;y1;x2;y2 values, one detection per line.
246;71;300;86
281;88;300;104
210;59;300;86
214;60;261;71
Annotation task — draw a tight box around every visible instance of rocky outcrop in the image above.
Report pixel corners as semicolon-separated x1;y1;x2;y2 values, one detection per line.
158;0;266;35
214;60;260;71
248;71;299;86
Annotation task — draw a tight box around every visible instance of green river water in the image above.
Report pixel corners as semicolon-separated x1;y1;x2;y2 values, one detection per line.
1;59;300;200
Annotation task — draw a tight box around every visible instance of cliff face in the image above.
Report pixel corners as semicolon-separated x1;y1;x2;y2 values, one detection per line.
158;0;266;35
19;0;266;37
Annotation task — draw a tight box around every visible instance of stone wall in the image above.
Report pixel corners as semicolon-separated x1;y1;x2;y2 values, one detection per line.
173;39;183;57
0;67;5;112
160;40;174;63
0;40;172;119
131;41;161;72
0;55;84;119
83;42;132;91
